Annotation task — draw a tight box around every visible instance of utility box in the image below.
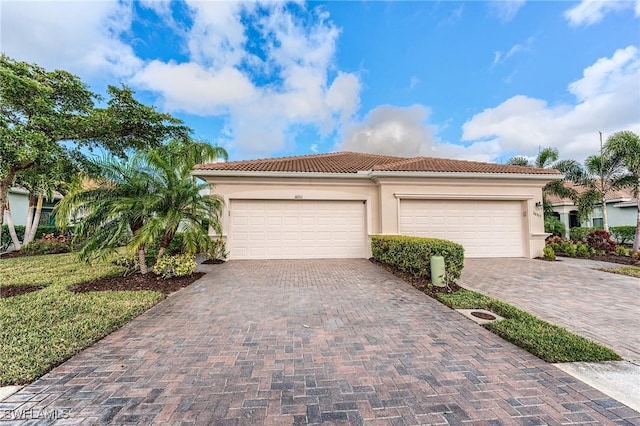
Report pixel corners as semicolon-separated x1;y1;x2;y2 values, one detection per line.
430;256;446;287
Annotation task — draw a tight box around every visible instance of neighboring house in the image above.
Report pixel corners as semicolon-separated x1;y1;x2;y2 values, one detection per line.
548;183;637;234
193;152;560;260
5;187;62;227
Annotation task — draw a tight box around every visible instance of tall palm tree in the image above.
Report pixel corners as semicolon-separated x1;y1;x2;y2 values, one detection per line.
574;153;627;231
604;130;640;251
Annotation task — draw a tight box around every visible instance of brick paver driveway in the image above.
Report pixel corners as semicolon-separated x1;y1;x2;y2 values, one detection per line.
2;260;639;425
459;258;640;362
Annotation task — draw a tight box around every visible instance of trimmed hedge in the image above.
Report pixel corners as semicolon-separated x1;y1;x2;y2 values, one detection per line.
371;235;464;282
610;226;636;245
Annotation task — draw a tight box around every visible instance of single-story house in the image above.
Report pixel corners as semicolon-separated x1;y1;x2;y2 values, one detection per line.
4;187;62;227
548;183;637;233
193;152;561;260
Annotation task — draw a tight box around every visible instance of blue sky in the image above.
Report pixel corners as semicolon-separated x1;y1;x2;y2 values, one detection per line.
2;0;639;163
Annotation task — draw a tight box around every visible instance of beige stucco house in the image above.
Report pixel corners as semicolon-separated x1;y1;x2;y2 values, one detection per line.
193;152;560;260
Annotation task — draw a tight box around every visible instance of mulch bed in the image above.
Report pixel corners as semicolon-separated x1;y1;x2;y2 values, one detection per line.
0;285;45;298
0;251;28;259
69;272;205;295
202;258;225;264
555;254;640;266
370;258;460;297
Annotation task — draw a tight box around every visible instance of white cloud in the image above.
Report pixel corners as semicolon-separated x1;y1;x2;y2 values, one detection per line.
0;1;141;78
492;37;534;67
409;75;420;89
130;2;361;155
462;46;640;162
564;0;640;26
489;0;526;22
340;105;438;158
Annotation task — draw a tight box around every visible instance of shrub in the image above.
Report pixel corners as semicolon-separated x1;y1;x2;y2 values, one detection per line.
632;251;640;260
545;235;563;253
610;226;637;245
1;225;68;249
576;243;591;258
544;217;565;237
207;238;228;260
543;246;556;261
154;254;197;279
586;229;617;254
560;241;577;257
20;239;71;255
569;227;592;242
371;235;464;283
615;246;629;257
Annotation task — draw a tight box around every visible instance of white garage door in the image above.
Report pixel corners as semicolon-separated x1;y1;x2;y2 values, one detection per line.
399;199;524;258
229;200;366;259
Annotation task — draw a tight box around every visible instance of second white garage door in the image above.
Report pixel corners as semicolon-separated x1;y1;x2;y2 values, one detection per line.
229;199;366;259
399;199;525;258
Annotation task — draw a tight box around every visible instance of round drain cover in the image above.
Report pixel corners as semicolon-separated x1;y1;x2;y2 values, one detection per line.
470;311;496;320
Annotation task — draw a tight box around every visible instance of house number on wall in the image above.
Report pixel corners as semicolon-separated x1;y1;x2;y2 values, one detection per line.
294;195;303;199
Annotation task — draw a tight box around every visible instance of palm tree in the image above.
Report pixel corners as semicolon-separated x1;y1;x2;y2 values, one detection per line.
604;130;640;251
507;147;583;216
56;156;157;272
128;139;226;263
56;138;227;273
574;153;627;231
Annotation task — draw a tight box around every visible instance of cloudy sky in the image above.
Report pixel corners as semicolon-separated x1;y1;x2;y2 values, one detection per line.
2;0;639;163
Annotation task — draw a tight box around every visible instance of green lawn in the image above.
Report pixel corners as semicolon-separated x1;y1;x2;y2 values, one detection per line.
437;288;621;363
0;253;164;385
599;266;640;278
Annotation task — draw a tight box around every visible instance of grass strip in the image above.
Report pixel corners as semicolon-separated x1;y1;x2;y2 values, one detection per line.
436;288;621;363
598;266;640;278
0;253;164;385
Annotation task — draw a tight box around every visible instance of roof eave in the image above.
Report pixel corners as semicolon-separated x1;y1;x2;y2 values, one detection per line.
370;171;564;180
191;170;371;179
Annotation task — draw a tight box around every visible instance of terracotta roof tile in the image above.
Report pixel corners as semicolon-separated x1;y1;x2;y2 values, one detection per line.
547;182;635;204
194;151;560;175
194;152;407;173
371;157;555;174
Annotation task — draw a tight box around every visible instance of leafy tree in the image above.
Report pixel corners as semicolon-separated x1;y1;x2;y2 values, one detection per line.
57;139;227;274
604;130;640;251
0;55;188;248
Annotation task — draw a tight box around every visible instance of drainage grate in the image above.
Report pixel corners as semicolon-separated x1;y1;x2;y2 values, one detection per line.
455;309;504;325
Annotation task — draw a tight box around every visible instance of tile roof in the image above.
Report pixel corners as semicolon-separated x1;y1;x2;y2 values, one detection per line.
194;151;560;175
547;182;635;204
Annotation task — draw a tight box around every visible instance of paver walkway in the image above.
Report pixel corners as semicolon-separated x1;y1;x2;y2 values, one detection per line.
1;259;639;425
459;258;640;362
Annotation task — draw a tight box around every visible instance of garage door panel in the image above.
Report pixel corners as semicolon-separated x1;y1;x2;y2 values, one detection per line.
230;200;366;259
400;199;524;258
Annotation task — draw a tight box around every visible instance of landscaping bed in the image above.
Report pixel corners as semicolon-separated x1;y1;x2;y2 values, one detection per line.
370;258;461;297
70;272;204;294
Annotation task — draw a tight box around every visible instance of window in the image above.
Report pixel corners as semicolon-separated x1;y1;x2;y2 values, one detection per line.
592;217;603;228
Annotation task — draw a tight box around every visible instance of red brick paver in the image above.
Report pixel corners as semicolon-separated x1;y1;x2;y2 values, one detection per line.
460;258;640;362
1;259;638;425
